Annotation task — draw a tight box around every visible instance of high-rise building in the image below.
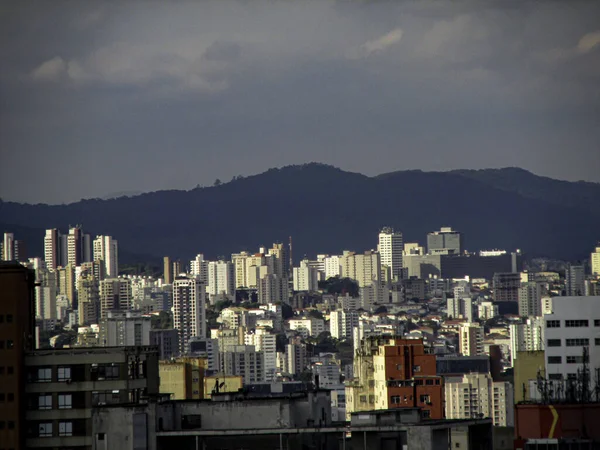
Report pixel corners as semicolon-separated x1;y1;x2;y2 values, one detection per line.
190;254;209;282
35;269;57;321
444;372;514;426
591;245;600;276
378;227;403;280
150;329;180;360
99;278;132;318
258;274;289;304
0;262;36;450
543;296;600;384
2;232;15;261
245;327;277;381
340;250;381;287
346;338;443;420
56;264;76;307
285;339;308;376
492;272;521;302
269;243;289;278
293;260;319;292
458;323;485;356
207;260;235;300
66;226;83;266
43;228;62;271
329;310;359;340
220;345;264;384
518;282;546;317
93;235;118;278
509;317;545;363
172;275;206;354
427;227;463;255
163;256;173;284
565;264;585;296
77;268;100;325
324;255;341;279
98;310;151;346
447;296;474;322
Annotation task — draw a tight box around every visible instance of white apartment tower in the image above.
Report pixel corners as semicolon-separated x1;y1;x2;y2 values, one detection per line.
330;310;359;340
2;232;14;261
544;296;600;384
190;254;209;282
445;373;514;426
99;278;133;318
293;260;319;292
378;227;403;280
207;260;235;300
172;275;206;354
518;282;546;317
44;228;61;271
245;327;277;381
340;251;381;287
99;310;151;346
509;317;545;363
459;322;485;356
93;235;119;278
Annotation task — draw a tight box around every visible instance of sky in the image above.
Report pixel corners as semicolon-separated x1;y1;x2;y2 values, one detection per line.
1;1;599;205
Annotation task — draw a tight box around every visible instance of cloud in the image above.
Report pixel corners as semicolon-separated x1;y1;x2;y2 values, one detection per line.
31;56;67;81
577;30;600;54
349;28;403;59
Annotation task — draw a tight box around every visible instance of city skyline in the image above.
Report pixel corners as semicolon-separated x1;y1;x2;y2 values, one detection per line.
1;1;600;204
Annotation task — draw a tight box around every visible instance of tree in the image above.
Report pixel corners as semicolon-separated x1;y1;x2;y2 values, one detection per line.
214;299;233;312
319;277;359;297
307;309;324;320
151;311;172;329
214;179;222;186
374;305;388;314
280;302;294;320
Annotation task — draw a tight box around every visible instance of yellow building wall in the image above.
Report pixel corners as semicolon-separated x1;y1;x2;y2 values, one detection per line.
203;375;243;399
159;362;189;400
514;350;545;403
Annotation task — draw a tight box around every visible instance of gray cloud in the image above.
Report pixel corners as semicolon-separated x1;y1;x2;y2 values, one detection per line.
1;0;599;204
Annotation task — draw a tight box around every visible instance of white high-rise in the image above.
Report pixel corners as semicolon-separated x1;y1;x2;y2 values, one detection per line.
245;327;277;381
340;251;381;287
447;296;474;322
330;310;359;340
458;322;484;356
378;227;403;280
509;317;545;363
172;275;206;354
93;235;118;278
518;282;546;317
190;254;209;282
324;255;342;279
445;373;514;426
293;260;318;292
544;296;600;384
2;232;14;261
44;228;62;270
207;260;235;300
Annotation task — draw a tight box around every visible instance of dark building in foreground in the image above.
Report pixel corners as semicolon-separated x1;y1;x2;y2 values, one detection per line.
92;394;493;450
0;262;36;450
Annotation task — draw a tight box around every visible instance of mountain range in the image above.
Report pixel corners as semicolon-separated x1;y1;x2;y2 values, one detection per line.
1;164;598;264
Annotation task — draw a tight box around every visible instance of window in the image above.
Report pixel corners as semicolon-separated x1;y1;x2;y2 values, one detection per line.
59;421;73;437
359;395;367;403
566;356;586;364
7;366;13;375
547;339;561;347
0;315;3;323
426;379;434;385
38;395;52;410
565;320;589;327
57;367;71;381
6;340;13;349
37;368;51;382
92;364;120;380
391;395;401;404
6;315;12;323
546;320;560;328
414;365;421;373
38;423;53;437
58;394;72;409
422;410;431;418
7;393;13;402
566;338;589;346
0;394;5;401
595;320;600;327
396;364;402;370
548;374;562;380
0;421;4;429
548;356;562;364
7;421;14;430
596;338;600;346
0;367;3;375
419;394;431;403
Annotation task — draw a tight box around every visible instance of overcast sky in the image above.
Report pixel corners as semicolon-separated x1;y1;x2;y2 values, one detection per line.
1;1;599;204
